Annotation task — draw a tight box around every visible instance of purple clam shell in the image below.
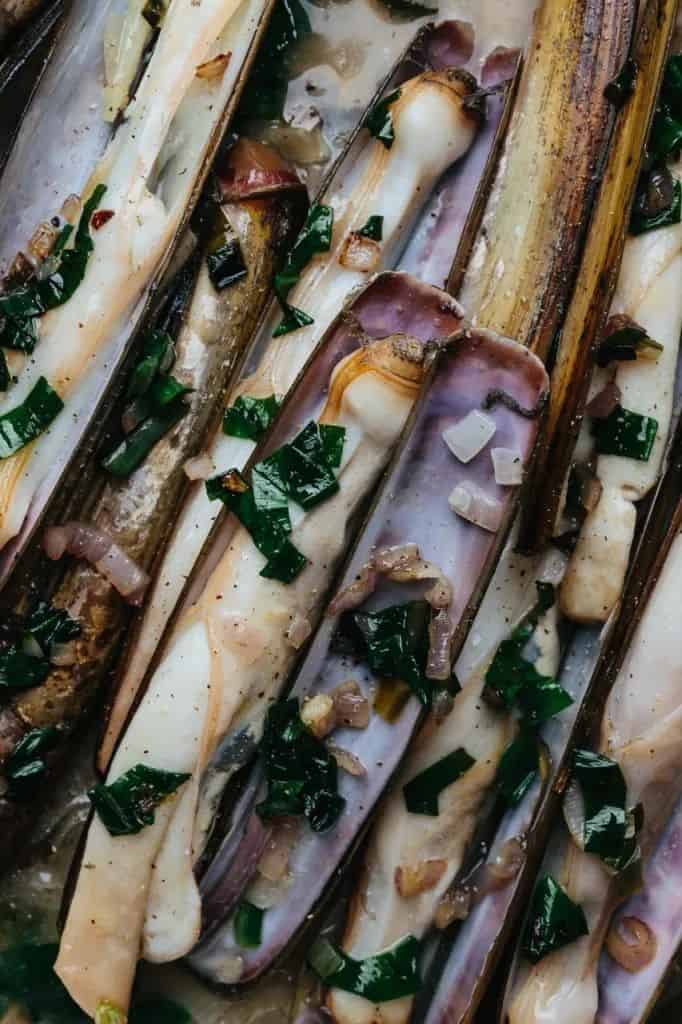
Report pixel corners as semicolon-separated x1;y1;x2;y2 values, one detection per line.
190;310;548;984
596;797;682;1024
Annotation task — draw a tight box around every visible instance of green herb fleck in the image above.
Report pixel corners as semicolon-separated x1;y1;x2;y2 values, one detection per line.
357;215;384;241
0;647;50;691
366;89;402;149
234;0;311;124
403;748;475;815
484;586;571;726
0;376;63;459
89;764;190;836
377;0;436;16
207;234;247;291
571;749;639;870
593;403;657;461
522;875;588;963
7;726;60;790
25;599;80;653
596;318;663;367
257;698;345;832
350;600;442;707
0;185;107;360
223;394;282;440
207;420;345;583
497;729;539;806
234;900;264;947
308;935;421;1001
273;203;333;336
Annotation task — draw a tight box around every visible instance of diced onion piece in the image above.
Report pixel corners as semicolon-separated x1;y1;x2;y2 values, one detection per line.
483;837;525;889
196;51;231;79
43;522;150;605
562;779;586;850
258;817;300;882
332;681;370;729
286;612;312;650
374;543;420;573
300;694;336;739
606;916;657;972
435;887;471;928
395;859;447;898
339;232;381;273
491;447;524;486
327;743;365;776
448;482;503;532
442;410;496;463
427;608;454;681
327;563;378;616
183;452;216;481
28;222;58;262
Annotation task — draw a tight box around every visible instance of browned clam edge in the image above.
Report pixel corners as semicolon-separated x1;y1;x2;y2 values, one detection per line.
2;1;682;1024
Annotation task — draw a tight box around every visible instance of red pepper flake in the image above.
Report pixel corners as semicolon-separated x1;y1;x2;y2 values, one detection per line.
92;210;115;230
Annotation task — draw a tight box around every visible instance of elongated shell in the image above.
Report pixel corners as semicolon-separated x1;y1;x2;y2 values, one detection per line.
55;271;453;1018
96;38;486;773
520;0;678;550
0;143;306;867
189;314;548;989
0;0;277;587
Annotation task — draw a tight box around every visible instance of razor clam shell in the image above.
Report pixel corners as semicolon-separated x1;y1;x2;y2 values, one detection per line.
97;20;506;773
189;321;548;984
0;174;306;867
400;41;521;290
0;0;276;590
455;0;635;364
595;796;682;1024
520;0;678;549
495;427;682;1024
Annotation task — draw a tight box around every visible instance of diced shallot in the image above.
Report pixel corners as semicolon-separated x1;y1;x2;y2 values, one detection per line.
258;818;301;882
300;694;336;738
332;681;370;729
442;410;496;463
327;743;365;776
196;51;231;79
435;887;471;928
427;608;455;680
183;452;216;481
395;859;447;898
285;612;312;650
491;446;524;486
44;523;150;605
327;563;377;616
448;482;503;532
339;233;381;273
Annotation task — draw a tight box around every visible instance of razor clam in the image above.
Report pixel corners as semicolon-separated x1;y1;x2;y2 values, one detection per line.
521;0;680;552
0;140;306;866
97;34;489;771
406;9;682;1020
0;0;276;586
455;0;633;362
188;323;549;991
502;437;682;1024
55;272;461;1019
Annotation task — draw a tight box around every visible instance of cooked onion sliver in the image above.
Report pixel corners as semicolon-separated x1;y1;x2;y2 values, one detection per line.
448;482;503;532
327;743;366;777
44;523;150;605
395;859;447;898
286;612;312;650
333;682;370;729
427;608;455;681
196;51;232;79
491;447;524;486
183;452;216;481
442;410;496;463
339;232;381;273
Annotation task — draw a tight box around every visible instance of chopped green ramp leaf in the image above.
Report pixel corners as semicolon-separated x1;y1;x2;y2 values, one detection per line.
223;394;282;440
89;764;190;836
522;875;588;963
0;376;63;459
257;698;345;832
357;215;384;241
497;729;539;806
309;935;421;1001
366;89;401;149
403;748;475;816
593;404;657;461
234;900;264;947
